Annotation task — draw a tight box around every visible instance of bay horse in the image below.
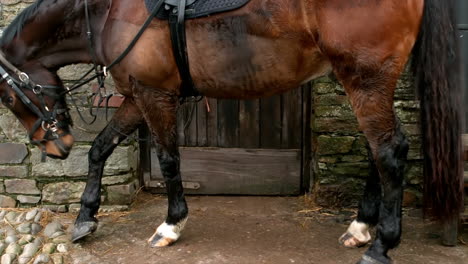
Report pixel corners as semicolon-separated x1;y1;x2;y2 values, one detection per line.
0;0;463;263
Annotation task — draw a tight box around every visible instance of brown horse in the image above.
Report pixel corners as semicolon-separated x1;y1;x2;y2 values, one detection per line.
0;0;463;263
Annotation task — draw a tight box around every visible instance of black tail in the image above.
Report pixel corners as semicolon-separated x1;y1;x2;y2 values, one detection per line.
412;0;464;221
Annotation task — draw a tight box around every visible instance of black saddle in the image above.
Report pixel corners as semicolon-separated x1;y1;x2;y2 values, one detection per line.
144;0;250;98
146;0;250;20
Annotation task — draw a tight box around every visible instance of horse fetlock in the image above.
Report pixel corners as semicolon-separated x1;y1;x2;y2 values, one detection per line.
148;218;188;247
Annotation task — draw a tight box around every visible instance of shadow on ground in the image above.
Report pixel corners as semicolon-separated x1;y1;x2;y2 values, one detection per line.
68;192;468;264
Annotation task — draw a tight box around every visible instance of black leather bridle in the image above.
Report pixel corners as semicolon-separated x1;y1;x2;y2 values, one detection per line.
0;51;71;161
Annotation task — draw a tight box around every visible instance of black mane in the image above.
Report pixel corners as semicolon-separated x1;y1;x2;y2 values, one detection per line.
0;0;44;46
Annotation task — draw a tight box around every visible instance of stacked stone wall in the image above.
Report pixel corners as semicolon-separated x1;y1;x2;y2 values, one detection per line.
311;70;423;207
0;1;139;211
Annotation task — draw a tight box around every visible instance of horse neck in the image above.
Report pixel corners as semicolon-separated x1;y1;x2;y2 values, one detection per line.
2;0;110;70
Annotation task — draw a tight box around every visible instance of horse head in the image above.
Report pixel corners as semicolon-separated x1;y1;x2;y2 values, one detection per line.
0;59;74;159
0;0;110;159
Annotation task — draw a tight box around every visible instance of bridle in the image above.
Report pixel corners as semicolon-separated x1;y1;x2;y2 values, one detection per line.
0;0;170;160
0;51;72;161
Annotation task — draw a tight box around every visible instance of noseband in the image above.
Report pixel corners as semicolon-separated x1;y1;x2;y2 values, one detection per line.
0;52;70;161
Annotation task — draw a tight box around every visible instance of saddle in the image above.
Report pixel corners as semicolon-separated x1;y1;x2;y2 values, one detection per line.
144;0;251;98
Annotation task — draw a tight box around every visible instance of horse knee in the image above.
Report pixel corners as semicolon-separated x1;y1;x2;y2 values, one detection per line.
88;144;104;164
157;152;180;178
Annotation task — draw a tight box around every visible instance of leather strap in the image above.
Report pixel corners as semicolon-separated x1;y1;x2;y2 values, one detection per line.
164;0;197;7
168;3;200;98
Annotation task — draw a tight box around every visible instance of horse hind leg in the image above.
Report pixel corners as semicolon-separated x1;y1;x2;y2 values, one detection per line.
339;144;379;248
334;61;409;263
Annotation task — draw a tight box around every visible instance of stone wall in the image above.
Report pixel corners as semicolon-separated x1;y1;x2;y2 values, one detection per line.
311;70;423;207
0;1;139;211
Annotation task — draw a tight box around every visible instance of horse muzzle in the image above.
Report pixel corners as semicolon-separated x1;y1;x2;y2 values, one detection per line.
43;133;74;159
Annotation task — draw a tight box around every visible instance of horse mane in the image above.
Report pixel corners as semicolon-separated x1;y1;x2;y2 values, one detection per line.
0;0;45;45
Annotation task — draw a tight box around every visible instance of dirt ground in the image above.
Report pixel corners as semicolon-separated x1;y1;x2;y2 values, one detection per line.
66;193;468;264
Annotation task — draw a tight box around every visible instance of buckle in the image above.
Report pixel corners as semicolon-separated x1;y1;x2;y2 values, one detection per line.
41;120;59;133
18;72;30;83
33;85;43;94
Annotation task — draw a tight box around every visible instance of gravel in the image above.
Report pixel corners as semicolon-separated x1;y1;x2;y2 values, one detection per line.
0;208;72;264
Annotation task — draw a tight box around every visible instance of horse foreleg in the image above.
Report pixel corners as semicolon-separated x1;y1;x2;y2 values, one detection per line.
72;98;144;242
339;145;380;248
133;86;188;248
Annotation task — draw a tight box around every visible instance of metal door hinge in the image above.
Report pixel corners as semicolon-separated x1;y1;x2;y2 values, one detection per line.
146;180;201;190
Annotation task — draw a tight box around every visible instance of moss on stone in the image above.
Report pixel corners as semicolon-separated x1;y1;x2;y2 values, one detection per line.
317;135;355;155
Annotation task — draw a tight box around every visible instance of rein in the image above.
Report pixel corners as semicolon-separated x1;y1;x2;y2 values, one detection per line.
60;0;167;130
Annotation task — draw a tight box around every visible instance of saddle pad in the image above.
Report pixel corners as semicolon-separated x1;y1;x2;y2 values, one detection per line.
145;0;251;20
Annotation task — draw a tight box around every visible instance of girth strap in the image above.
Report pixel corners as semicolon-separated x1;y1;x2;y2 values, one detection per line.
168;1;200;98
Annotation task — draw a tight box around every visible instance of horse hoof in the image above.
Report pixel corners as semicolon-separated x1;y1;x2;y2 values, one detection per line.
147;234;176;248
71;221;98;242
147;219;187;248
356;254;392;264
339;232;370;248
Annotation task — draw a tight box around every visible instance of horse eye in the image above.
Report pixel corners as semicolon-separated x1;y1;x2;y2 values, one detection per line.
6;97;14;105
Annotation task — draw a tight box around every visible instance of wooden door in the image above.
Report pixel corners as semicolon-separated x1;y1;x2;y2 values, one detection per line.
458;0;468;131
139;84;311;195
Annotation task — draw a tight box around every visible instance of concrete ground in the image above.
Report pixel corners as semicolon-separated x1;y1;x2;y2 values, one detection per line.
67;193;468;264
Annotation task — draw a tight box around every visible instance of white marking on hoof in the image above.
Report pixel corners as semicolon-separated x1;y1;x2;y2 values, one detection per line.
148;217;188;247
340;220;371;247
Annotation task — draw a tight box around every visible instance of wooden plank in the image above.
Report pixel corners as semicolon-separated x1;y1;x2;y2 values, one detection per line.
184;103;198;146
206;98;218;147
281;88;302;149
197;99;208;147
217;99;239;147
441;217;458;246
463;134;468;161
239;99;260;148
260;95;282;148
177;103;188;145
464;171;468;188
302;85;312;191
149;147;302;195
138;125;152;185
463;205;468;222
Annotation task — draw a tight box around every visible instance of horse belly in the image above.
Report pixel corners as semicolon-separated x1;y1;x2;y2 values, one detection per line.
186;9;329;99
190;44;329;99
